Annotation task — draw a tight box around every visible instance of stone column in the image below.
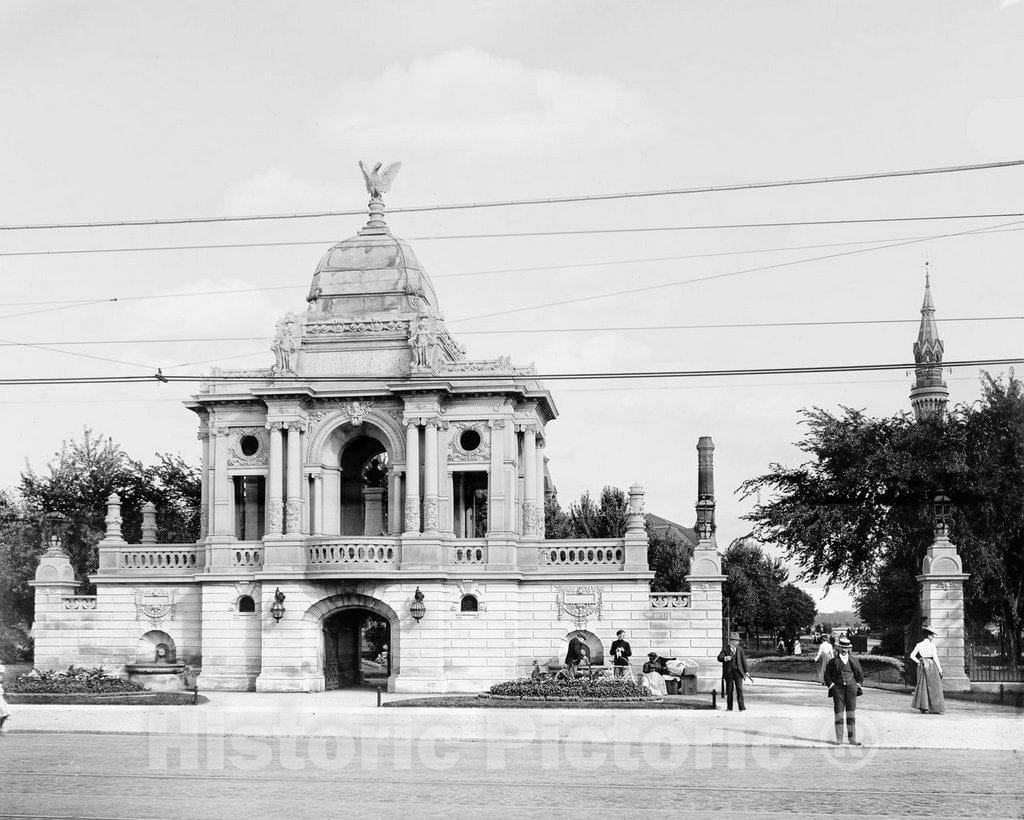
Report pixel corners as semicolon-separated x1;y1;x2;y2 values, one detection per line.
140;501;157;544
285;423;303;535
696;436;716;536
423;420;439;533
686;524;727;693
916;497;971;692
387;467;402;535
535;437;547;539
198;429;210;539
29;531;80;670
312;473;324;536
212;427;232;537
404;420;421;533
521;425;538;538
266;422;284;537
487;420;508;536
624;483;649;570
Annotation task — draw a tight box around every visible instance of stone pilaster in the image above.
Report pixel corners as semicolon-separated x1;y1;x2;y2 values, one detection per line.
916;505;971;692
423;420;439;533
265;421;284;537
624;483;649;571
404;419;421;534
284;422;304;535
197;428;210;540
521;425;539;538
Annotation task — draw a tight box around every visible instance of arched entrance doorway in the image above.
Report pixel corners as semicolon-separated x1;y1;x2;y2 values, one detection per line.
322;608;391;689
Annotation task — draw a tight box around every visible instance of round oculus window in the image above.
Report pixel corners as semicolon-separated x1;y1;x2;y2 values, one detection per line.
239;435;260;457
459;429;481;451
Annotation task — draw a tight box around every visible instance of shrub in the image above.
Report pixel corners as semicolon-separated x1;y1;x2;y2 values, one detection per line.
7;666;145;694
489;677;653;700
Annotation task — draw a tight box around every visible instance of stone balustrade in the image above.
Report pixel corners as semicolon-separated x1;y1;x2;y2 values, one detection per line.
61;595;98;611
232;544;264;569
537;539;626;568
307;537;400;569
650;592;692;608
447;540;487;565
118;545;200;572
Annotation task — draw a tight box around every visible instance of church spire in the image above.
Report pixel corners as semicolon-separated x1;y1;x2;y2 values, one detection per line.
910;260;949;421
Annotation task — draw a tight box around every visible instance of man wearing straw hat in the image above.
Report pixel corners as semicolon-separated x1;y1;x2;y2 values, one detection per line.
717;632;751;711
823;635;864;745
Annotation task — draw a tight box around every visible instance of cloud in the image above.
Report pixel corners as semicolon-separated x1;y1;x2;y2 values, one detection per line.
320;48;662;158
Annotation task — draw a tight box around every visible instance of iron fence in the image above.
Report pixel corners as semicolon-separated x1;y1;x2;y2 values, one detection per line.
966;624;1023;683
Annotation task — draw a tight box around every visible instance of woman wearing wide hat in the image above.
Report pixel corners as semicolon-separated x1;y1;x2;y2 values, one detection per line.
823;635;864;745
909;626;945;714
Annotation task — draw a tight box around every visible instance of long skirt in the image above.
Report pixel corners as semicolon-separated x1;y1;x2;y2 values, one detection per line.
911;658;945;713
640;671;668;697
816;656;830;685
0;694;10;719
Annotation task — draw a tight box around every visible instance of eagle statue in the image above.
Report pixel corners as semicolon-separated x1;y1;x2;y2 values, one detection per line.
359;161;402;201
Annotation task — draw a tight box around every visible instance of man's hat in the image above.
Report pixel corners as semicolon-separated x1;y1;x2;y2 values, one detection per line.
921;626;936;636
837;636;853;649
729;632;740;641
647;651;658;659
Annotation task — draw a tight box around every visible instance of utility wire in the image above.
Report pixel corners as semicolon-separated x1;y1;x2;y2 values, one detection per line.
449;217;1024;323
2;220;1021;315
3;212;1024;259
3;159;1022;232
1;356;1021;386
3;314;1023;349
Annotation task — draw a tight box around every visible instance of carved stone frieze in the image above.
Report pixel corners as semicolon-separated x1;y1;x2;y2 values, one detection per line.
448;422;490;463
404;497;420;532
227;427;270;467
522;501;540;537
305;318;410;335
556;585;604;629
284;499;303;534
266;500;283;536
135;590;176;627
423;496;439;531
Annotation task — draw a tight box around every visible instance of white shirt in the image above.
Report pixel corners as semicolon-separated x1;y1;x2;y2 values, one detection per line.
814;641;834;661
910;639;939;660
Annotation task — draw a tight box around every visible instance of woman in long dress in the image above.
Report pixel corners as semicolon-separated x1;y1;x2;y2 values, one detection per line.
0;680;11;732
910;626;945;714
814;636;834;685
641;652;668;696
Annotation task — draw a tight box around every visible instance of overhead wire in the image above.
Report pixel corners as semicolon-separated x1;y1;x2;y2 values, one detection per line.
1;356;1022;386
2;313;1024;351
3;212;1024;260
449;217;1024;323
2;158;1021;232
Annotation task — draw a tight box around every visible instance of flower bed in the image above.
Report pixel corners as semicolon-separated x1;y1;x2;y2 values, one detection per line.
7;666;145;695
487;677;658;701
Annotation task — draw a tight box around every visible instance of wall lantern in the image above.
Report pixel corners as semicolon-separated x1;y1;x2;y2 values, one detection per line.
932;494;953;537
270;587;286;622
410;587;426;622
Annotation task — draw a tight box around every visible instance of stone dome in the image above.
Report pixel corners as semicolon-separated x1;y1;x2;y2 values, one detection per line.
306;209;439;317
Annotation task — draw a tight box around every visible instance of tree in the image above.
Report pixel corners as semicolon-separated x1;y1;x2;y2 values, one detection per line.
556;485;691;591
2;429;200;628
779;584;818;638
740;373;1024;672
722;538;793;639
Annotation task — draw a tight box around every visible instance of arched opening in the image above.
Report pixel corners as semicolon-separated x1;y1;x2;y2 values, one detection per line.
237;595;256;613
137;630;177;664
460;594;479;613
322;608;391;689
567;630;605;667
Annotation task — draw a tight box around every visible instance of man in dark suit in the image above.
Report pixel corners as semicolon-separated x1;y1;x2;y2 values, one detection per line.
823;635;864;745
564;633;589;678
610;630;632;678
717;632;750;711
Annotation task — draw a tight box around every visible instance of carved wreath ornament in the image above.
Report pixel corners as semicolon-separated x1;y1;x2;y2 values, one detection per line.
135;591;176;626
556;585;603;629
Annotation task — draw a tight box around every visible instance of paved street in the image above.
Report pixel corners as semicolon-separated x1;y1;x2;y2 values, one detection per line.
2;681;1022;818
1;732;1022;818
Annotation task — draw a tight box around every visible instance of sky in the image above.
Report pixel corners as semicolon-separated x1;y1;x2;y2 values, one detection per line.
2;1;1024;611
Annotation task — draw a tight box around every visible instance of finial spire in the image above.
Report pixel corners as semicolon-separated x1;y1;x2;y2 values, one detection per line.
358;161;402;236
910;262;948;421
